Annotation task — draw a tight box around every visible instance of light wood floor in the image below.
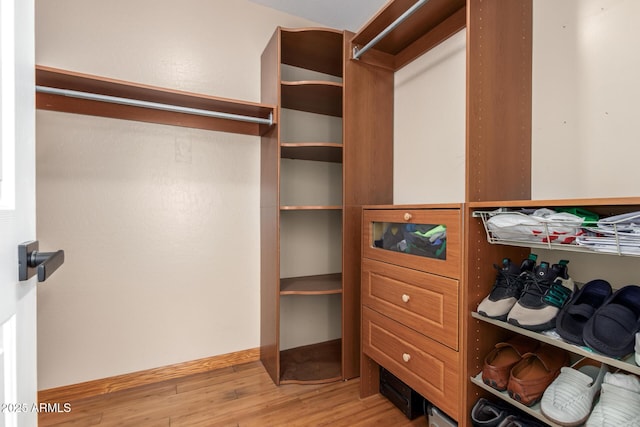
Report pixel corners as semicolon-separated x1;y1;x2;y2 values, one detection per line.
39;361;427;427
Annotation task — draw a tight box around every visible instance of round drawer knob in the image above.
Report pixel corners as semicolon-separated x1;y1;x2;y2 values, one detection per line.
403;212;412;221
401;294;410;303
402;353;411;362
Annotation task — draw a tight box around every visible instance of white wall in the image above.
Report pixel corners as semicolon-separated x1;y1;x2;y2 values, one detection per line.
393;30;466;204
531;0;640;286
35;0;322;390
532;0;640;199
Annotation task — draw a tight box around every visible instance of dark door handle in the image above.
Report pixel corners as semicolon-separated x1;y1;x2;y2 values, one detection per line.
18;241;65;283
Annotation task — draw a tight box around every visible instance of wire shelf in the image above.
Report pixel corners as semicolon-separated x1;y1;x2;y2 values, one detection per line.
473;209;640;257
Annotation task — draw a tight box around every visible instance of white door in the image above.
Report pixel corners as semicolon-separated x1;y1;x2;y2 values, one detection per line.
0;0;37;426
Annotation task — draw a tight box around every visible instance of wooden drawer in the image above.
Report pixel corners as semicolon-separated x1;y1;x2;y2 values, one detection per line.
362;258;459;350
362;207;461;279
362;306;459;420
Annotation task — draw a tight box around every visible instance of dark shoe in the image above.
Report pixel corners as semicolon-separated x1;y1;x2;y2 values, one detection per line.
471;398;516;427
556;279;612;345
478;255;537;321
507;344;570;406
583;285;640;357
482;335;539;391
507;260;575;331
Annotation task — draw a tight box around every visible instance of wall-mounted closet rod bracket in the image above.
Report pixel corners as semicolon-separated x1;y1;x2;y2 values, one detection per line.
352;0;430;60
36;85;273;126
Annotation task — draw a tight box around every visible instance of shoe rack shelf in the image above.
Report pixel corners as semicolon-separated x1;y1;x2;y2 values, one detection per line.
469;373;563;427
471;312;640;376
467;198;640;427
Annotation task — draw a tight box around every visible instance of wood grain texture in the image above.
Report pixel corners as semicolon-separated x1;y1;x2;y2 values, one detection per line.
38;361;424;427
36;66;275;136
279;205;342;211
280;28;344;77
362;258;460;351
468;197;640;211
351;0;465;64
38;348;260;405
281;81;343;117
394;6;466;71
280;273;342;295
363;307;460;420
279;340;342;385
342;206;363;380
465;0;533;202
343;29;394;381
262;27;352;385
343;42;394;207
260;28;282;386
280;143;342;163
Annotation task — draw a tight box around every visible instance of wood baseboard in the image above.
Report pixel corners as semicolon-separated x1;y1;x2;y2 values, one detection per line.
38;347;260;403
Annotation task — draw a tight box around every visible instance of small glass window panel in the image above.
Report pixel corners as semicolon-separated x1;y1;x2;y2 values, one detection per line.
372;222;447;260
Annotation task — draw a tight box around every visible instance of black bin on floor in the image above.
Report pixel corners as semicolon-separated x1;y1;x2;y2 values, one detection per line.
379;367;425;420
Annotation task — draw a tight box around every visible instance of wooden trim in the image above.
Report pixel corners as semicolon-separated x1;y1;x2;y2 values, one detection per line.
280;205;342;211
260;28;282;386
38;347;259;404
468;196;640;209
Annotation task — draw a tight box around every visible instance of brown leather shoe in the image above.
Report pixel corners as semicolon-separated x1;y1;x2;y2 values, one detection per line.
507;343;570;406
482;335;539;391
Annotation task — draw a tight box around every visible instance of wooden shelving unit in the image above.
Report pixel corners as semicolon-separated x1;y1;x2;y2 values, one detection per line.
261;23;394;386
261;27;347;385
352;0;534;425
467;198;640;426
36;65;276;136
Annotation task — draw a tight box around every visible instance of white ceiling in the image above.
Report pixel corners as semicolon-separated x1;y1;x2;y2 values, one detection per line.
248;0;388;32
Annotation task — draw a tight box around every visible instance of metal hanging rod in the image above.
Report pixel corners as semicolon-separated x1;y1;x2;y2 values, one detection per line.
36;85;274;126
353;0;430;60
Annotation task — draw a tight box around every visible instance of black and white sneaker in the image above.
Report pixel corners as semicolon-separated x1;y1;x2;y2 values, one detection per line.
507;260;575;331
477;255;537;321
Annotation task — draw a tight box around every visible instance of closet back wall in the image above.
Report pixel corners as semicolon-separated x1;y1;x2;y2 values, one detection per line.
35;0;320;390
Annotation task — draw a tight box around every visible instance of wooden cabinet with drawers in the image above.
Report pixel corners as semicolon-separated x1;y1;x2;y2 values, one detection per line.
360;204;464;421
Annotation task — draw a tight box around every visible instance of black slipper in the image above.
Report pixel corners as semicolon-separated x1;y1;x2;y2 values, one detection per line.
556;279;611;346
583;285;640;358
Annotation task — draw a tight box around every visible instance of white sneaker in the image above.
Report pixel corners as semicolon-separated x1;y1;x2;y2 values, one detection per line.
585;372;640;427
540;360;608;426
